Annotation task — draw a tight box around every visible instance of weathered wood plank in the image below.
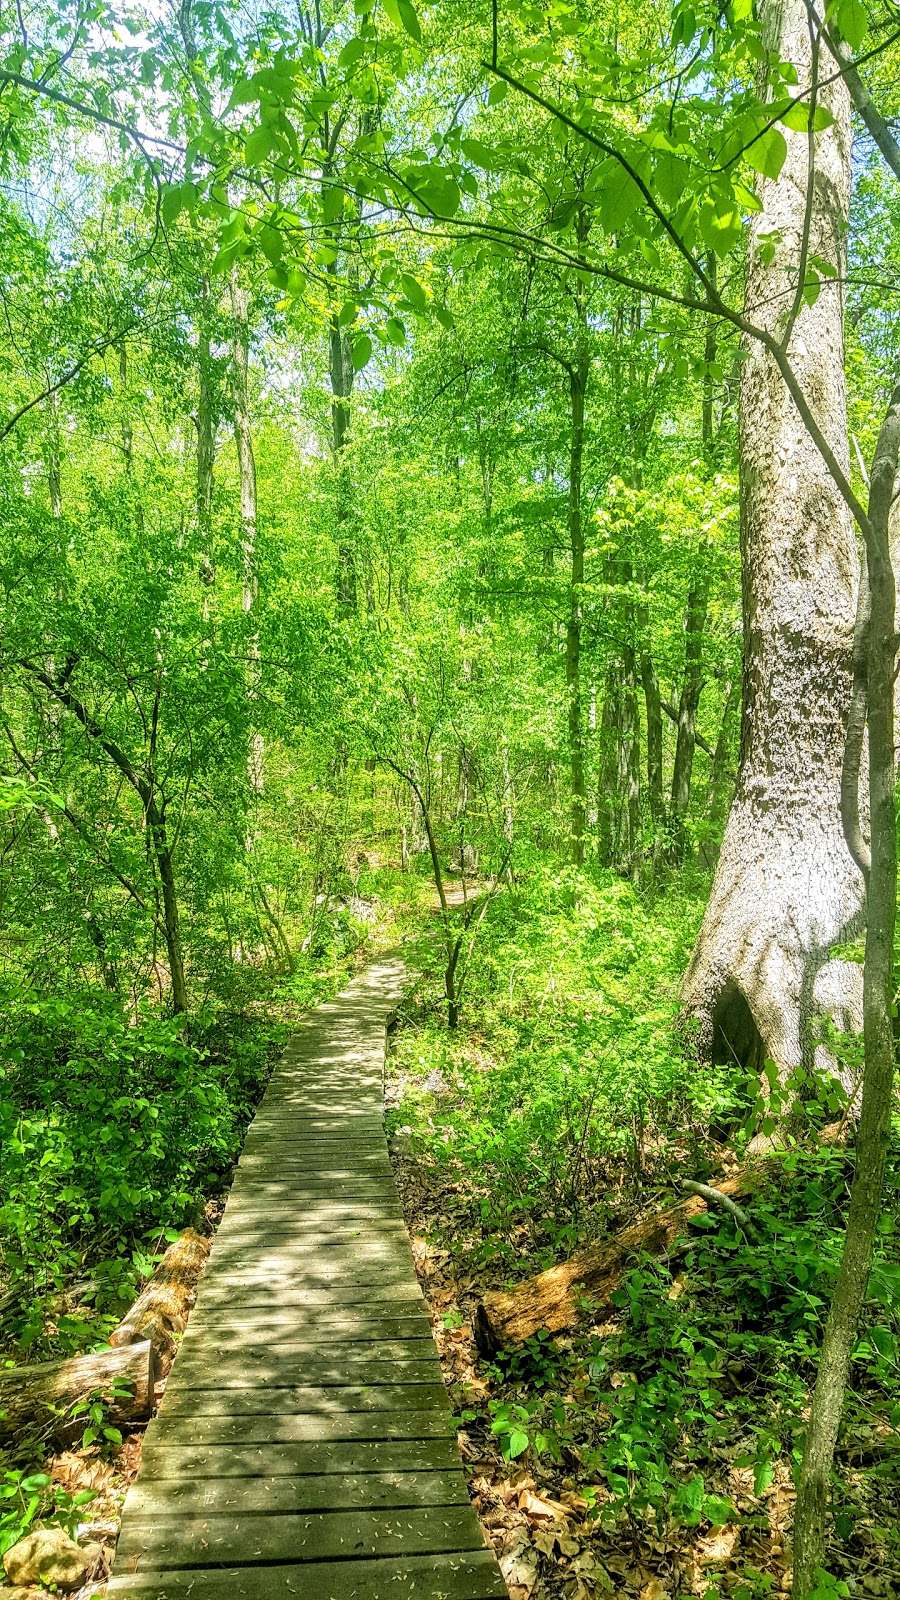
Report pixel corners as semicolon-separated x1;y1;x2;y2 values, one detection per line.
137;1437;463;1479
166;1354;441;1389
189;1285;425;1312
107;1550;507;1599
124;1470;469;1517
115;1505;488;1570
161;1382;449;1414
192;1283;425;1309
181;1324;433;1351
146;1409;455;1443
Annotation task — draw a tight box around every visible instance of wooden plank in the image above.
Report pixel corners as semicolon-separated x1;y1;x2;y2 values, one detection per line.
166;1354;441;1390
161;1382;449;1414
192;1283;425;1309
137;1437;463;1480
107;1550;507;1599
216;1207;406;1229
179;1319;434;1345
115;1505;488;1570
147;1409;455;1443
124;1470;469;1517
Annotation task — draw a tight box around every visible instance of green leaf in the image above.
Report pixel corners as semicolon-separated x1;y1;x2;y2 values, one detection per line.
258;225;283;264
382;0;422;42
487;79;508;103
339;36;367;68
506;1429;529;1459
414;170;461;217
461;137;503;172
745;125;787;181
244;126;277;165
322;185;344;223
830;0;868;50
384;315;406;345
351;333;373;370
779;101;835;132
399;271;427;311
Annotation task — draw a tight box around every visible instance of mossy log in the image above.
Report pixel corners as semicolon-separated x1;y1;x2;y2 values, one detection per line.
472;1169;764;1355
0;1340;156;1444
109;1228;210;1369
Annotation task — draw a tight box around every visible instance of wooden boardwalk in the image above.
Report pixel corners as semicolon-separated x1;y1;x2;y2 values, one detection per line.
108;959;506;1600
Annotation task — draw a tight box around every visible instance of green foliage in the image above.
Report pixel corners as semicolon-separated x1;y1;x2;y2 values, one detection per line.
0;1469;95;1557
389;864;732;1249
0;990;279;1352
473;1146;898;1548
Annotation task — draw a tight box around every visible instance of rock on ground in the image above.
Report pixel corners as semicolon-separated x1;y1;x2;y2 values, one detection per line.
2;1527;96;1592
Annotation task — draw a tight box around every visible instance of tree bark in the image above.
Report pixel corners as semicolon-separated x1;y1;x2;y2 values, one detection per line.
473;1165;769;1355
110;1228;210;1372
0;1341;156;1444
681;0;859;1078
566;348;589;866
197;276;216;589
229;270;263;802
792;381;899;1598
597;664;623;867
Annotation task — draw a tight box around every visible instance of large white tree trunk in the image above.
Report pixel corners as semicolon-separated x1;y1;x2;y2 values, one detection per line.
682;0;861;1080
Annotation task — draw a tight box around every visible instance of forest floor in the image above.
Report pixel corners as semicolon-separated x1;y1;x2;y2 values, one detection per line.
384;871;900;1600
386;1130;900;1600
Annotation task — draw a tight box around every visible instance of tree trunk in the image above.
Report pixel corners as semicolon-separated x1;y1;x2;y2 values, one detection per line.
197;276;216;589
639;645;664;845
669;574;709;854
229;270;263;801
792;381;899;1598
704;674;739;830
681;0;858;1079
622;648;642;863
148;801;188;1017
597;664;623;867
566;351;589;866
670;262;717;858
0;1341;156;1445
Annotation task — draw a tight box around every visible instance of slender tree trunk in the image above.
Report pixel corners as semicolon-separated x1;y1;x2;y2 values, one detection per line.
669;575;710;852
597;666;622;868
622;648;642;864
148;802;187;1017
229;271;263;800
682;0;859;1076
639;643;664;845
330;306;357;615
197;276;216;590
670;271;718;856
566;347;589;866
792;382;899;1598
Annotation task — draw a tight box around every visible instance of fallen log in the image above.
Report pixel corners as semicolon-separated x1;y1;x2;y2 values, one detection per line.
473;1167;766;1356
109;1228;210;1370
473;1123;848;1356
0;1340;156;1445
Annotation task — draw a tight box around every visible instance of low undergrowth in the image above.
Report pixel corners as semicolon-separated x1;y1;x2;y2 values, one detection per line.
386;865;900;1599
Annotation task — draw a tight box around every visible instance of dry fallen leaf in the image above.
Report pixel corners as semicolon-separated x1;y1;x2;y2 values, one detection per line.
519;1489;568;1520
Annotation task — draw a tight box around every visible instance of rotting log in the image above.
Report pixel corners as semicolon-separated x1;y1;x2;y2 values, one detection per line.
473;1126;847;1354
110;1228;210;1369
473;1173;759;1354
0;1340;156;1444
